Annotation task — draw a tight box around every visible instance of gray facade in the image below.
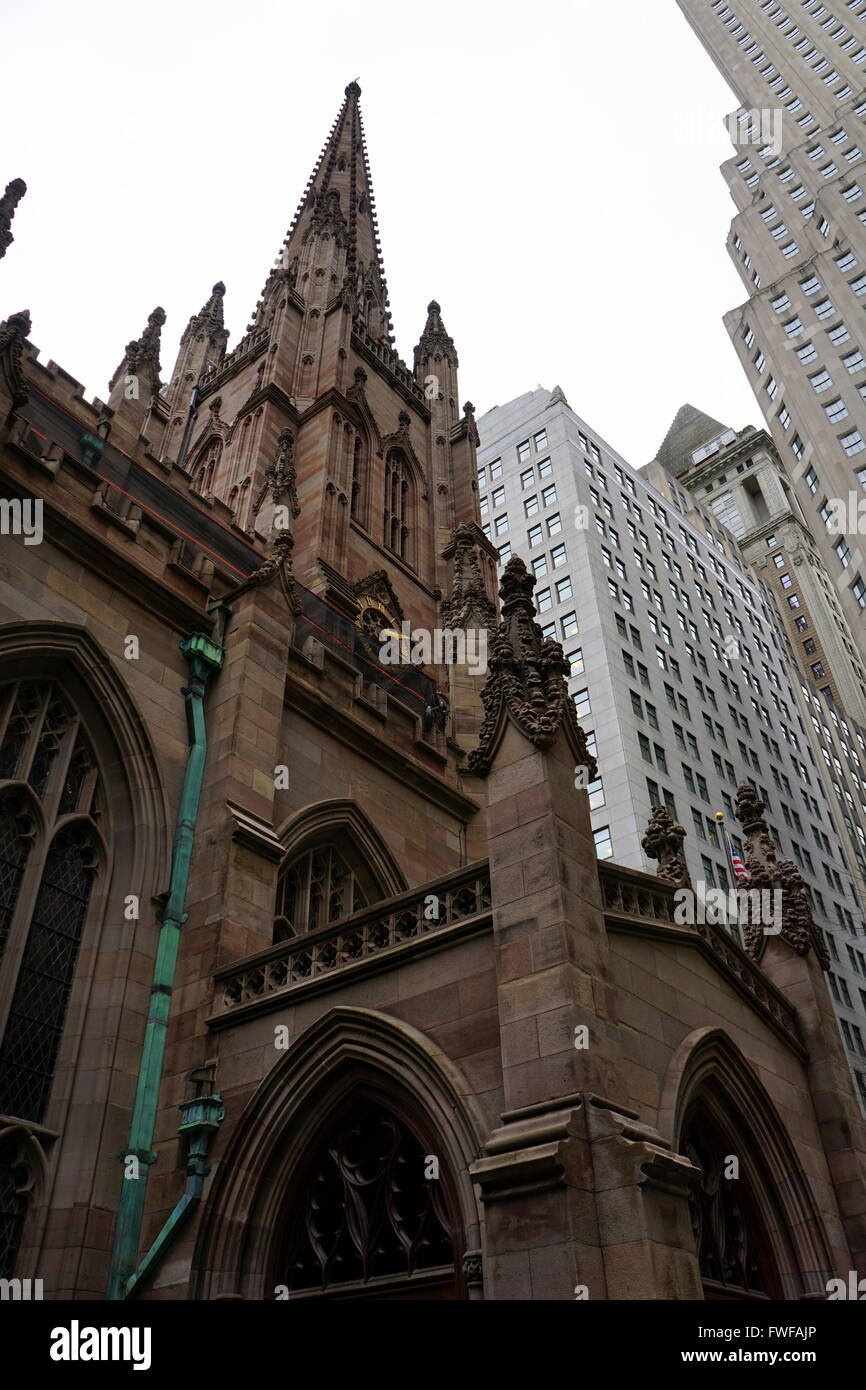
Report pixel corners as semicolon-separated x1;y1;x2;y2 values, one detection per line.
478;384;866;1112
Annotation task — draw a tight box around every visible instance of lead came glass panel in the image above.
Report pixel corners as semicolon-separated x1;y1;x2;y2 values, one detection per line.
284;1100;454;1293
0;826;96;1123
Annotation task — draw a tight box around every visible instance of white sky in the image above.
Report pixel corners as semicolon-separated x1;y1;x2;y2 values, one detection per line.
4;0;759;465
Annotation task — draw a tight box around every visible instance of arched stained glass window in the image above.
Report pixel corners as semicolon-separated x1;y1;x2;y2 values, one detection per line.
0;1142;27;1279
383;449;414;565
280;1098;456;1298
0;681;102;1127
0;797;35;964
273;845;368;943
683;1109;782;1300
0;826;98;1124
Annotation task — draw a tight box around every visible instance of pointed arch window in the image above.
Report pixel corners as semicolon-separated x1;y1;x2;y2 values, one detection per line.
274;845;370;943
0;682;102;1127
384;449;414;566
0;1132;28;1279
278;1098;457;1299
191;438;221;494
350;433;365;524
683;1107;783;1300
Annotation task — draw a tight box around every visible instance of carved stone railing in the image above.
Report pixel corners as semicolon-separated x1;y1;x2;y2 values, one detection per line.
351;327;426;402
599;862;803;1054
213;861;491;1020
198;328;270;397
599;862;680;925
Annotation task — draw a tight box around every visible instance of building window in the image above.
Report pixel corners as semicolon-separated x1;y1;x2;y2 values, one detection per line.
274;844;372;943
0;684;103;1130
384;449;414;564
593;826;613;860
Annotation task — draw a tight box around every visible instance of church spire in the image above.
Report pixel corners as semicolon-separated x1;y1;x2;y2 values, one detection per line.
251;81;394;344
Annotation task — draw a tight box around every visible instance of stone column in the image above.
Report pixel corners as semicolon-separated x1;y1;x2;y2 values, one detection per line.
467;557;701;1299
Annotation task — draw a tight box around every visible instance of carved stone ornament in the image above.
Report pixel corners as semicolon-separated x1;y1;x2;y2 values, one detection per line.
467;556;596;779
734;781;829;968
219;530;299;612
440;524;497;632
414;300;458;368
642;803;692;890
304;188;348;248
109;306;166;396
351;571;405;628
0;177;26;259
251;429;300;522
0;309;32;409
181;280;229;361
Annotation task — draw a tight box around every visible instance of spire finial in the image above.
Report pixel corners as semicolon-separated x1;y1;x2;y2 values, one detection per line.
0;178;27;260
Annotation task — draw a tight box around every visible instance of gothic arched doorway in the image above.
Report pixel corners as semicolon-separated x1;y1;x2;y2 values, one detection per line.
271;1094;463;1300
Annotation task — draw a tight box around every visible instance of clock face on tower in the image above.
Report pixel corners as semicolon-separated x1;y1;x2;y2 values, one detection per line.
352;574;412;662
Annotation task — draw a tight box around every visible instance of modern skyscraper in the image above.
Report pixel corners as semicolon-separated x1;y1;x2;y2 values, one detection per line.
677;0;866;716
478;385;866;1111
647;406;866;895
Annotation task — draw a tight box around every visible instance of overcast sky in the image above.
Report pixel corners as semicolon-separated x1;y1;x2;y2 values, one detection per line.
4;0;759;465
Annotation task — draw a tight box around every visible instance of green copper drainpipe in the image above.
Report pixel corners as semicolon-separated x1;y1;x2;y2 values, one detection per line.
107;631;224;1300
122;1085;225;1300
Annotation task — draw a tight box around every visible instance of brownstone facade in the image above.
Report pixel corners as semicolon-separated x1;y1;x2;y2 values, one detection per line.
1;85;866;1301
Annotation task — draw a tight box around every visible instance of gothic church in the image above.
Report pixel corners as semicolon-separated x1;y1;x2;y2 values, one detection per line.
0;85;865;1301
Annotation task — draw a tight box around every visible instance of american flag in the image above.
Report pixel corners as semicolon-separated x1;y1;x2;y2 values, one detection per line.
727;835;749;884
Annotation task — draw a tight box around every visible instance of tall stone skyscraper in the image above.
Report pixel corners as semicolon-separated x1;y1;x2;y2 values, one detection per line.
678;0;866;718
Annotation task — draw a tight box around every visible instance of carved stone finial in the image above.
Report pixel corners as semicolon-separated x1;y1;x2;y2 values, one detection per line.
0;309;32;410
0;178;27;259
250;429;300;524
733;781;829;968
642;804;692;890
440;524;497;632
397;409;411;436
181;281;228;358
414;299;458;368
109;306;166;399
467;556;596;779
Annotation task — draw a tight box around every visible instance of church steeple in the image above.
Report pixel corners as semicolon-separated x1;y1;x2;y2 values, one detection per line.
250;81;393;345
